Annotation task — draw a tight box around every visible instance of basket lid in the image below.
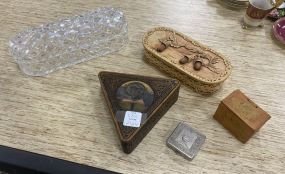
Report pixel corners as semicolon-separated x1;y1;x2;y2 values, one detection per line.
143;27;232;84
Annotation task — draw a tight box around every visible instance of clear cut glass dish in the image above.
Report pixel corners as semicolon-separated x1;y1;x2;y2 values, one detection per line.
9;7;128;76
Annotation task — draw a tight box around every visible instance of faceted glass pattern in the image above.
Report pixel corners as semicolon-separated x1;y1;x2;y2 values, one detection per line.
9;7;128;76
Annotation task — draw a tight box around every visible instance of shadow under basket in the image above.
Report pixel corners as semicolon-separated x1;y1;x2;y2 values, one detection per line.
143;27;232;95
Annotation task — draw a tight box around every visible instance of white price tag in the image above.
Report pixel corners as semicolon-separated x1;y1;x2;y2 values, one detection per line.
123;111;142;128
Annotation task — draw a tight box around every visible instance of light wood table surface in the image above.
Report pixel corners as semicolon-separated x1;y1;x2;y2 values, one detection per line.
0;0;285;173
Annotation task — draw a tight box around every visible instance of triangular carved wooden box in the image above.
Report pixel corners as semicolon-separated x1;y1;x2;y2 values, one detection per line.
98;71;180;153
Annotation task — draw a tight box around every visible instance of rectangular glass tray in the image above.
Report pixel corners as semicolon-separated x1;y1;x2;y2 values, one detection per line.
9;7;128;76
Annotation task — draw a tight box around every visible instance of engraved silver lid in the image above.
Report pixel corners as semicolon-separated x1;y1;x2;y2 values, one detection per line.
167;122;206;160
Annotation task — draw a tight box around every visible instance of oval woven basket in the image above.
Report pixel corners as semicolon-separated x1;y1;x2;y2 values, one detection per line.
143;27;232;95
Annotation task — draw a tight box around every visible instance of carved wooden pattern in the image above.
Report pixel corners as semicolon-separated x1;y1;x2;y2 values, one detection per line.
99;71;180;153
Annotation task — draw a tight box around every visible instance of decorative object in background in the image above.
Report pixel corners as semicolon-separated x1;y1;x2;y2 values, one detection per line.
98;71;180;154
242;0;283;28
143;27;232;95
272;17;285;44
218;0;249;10
167;122;206;161
9;7;128;76
213;90;271;143
268;2;285;20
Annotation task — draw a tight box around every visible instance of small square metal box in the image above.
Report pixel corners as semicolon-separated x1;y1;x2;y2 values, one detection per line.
167;122;206;160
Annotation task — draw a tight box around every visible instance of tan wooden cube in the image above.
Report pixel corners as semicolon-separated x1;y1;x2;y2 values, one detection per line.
214;90;271;143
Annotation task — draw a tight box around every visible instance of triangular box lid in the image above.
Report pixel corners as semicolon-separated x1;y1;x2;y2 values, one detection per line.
98;71;180;153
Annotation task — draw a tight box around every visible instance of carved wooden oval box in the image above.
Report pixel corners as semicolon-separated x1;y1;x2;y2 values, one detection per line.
143;27;232;95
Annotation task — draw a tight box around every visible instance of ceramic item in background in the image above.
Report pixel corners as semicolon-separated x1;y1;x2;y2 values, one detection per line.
213;90;271;143
167;122;206;161
242;0;283;28
98;71;180;154
268;8;285;21
143;27;232;95
9;7;128;76
273;17;285;44
268;2;285;20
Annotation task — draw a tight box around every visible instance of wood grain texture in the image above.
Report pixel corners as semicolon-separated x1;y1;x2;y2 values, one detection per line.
0;0;284;173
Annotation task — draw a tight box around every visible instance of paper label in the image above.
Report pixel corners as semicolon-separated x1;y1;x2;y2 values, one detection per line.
123;111;142;128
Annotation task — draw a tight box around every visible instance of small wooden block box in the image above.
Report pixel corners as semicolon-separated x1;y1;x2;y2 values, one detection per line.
213;90;271;143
